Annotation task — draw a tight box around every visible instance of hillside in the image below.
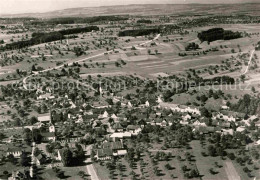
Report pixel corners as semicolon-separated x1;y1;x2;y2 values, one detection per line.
1;3;260;18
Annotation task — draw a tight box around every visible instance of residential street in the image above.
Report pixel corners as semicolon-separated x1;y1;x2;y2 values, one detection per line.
85;145;100;180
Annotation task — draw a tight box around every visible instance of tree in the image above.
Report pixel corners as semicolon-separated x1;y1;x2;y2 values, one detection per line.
240;74;246;83
56;171;65;179
251;86;256;93
209;168;215;174
32;64;37;71
61;148;73;166
78;171;85;178
190;169;199;178
208;145;216;156
32;129;42;143
23;128;32;144
200;94;208;103
29;116;38;125
106;98;114;105
200;107;211;118
227;153;236;161
115;62;120;67
20;152;30;167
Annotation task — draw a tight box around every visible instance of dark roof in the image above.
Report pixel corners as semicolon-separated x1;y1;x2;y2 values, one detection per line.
97;148;113;157
36;154;45;162
7;147;22;152
127;125;140;130
112;122;123;130
220;122;231;128
221;110;245;118
102;141;123;150
41;132;55;137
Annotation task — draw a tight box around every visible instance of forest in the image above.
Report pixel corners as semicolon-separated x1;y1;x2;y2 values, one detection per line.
27;16;128;25
1;26;99;50
118;28;160;37
137;19;152;24
198;28;242;43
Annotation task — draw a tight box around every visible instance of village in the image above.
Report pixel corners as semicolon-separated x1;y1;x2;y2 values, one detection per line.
0;2;260;180
0;78;259;179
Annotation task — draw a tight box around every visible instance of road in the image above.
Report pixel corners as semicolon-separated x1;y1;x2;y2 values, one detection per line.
242;49;255;75
22;34;161;90
22;52;110;90
85;145;100;180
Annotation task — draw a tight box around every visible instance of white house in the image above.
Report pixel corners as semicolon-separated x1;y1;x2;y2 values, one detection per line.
49;124;55;132
102;111;109;118
38;115;51;123
236;126;245;132
145;101;150;107
111;114;118;120
128;101;133;108
182;114;191;121
221;105;229;110
37;93;55;100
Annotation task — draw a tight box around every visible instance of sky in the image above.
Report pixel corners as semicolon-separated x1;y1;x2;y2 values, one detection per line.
0;0;259;14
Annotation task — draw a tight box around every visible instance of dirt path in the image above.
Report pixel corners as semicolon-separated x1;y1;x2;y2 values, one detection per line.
85;145;100;180
242;49;255;75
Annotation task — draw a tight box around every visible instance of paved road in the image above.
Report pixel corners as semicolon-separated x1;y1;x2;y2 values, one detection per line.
242;49;255;75
85;145;100;180
22;34;161;90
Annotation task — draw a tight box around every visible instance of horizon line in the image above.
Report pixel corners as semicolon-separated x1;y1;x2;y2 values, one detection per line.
1;2;259;16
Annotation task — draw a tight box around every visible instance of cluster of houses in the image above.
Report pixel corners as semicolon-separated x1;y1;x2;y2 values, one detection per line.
1;90;260;179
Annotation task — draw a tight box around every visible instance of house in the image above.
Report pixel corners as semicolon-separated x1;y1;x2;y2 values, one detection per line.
219;122;231;128
102;111;109;118
37;93;55;100
7;147;23;157
128;101;133;108
193;120;207;127
57;149;63;161
41;132;56;142
111;114;118;120
10;170;28;180
126;125;142;135
38;115;51;123
182;114;191;121
35;154;46;165
159;102;200;115
49;123;55;132
145;101;150;107
255;140;260;146
96;149;113;161
110;132;131;141
192;126;211;134
236;126;246;132
112;122;124;132
221;105;229;110
180;120;189;125
222;129;234;135
100;141;126;157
